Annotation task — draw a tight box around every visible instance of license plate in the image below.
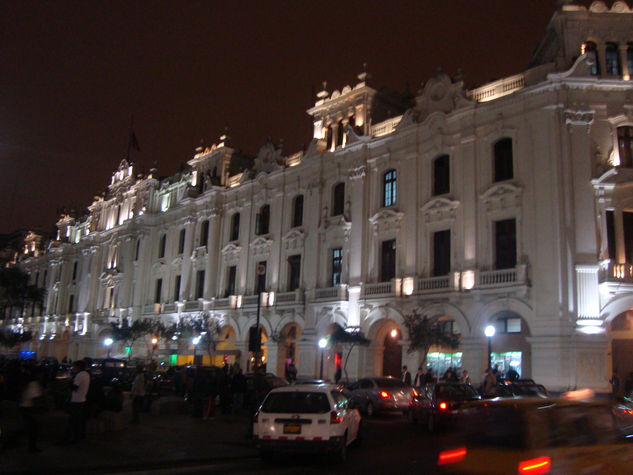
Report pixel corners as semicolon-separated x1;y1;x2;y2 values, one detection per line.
283;423;301;434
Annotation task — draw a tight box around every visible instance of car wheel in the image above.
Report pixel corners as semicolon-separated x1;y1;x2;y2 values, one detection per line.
427;413;435;433
366;401;374;417
408;409;417;425
336;433;348;462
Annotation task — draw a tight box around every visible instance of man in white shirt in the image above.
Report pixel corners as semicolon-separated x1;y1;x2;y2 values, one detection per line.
66;360;90;443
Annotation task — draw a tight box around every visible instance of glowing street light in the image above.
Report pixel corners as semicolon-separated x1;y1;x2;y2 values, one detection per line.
104;337;113;358
484;325;496;370
318;337;327;379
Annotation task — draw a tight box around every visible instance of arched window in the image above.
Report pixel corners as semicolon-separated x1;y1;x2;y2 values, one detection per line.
585;41;600;75
617;126;633;168
178;229;186;254
256;205;270;235
292;195;303;228
494;138;513;182
433;155;450;196
230;213;240;241
605;42;621;76
332;182;345;216
383;169;397;207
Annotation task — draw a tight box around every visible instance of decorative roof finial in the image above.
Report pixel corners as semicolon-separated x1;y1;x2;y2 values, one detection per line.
317;81;329;99
357;63;370;82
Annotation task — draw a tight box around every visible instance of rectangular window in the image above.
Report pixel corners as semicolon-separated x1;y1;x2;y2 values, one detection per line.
618;126;633;168
606;210;616;260
383;170;397;207
196;270;205;299
433;155;450;196
287;255;301;291
135;239;140;261
174;275;181;302
381;239;396;282
200;220;209;247
506;318;521;333
155;278;162;304
624;212;633;263
293;195;304;228
178;229;186;254
433;230;451;276
332;183;345;216
256;206;270;235
332;248;343;286
495;218;517;269
226;265;236;296
231;213;240;241
72;261;78;281
158;234;166;258
68;295;75;314
255;261;267;294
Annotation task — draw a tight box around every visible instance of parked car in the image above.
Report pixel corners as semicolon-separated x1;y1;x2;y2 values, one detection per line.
437;398;633;474
345;377;413;416
409;382;481;432
253;383;361;462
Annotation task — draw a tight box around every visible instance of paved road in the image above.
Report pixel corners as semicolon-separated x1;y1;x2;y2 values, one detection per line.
115;412;450;475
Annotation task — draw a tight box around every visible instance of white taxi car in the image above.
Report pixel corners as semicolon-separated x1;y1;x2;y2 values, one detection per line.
253;383;362;462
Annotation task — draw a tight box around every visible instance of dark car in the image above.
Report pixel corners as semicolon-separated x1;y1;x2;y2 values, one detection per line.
491;379;549;399
346;377;413;416
409;382;481;432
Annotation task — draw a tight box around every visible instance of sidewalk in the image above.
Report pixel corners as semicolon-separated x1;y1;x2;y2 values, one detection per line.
1;397;258;474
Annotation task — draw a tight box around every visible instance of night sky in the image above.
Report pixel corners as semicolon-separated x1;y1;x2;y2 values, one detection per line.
0;1;596;235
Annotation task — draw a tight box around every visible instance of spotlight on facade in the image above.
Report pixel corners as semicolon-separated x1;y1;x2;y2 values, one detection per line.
484;325;495;338
390;328;399;338
402;277;414;296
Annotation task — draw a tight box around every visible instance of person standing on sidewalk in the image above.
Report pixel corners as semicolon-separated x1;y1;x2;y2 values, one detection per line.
66;360;90;443
19;366;44;453
130;366;145;424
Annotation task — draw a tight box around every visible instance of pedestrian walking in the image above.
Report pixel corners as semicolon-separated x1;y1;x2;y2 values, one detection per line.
19;367;44;453
66;360;90;443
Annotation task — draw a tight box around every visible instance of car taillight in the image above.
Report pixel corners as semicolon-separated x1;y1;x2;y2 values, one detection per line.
412;389;419;397
380;391;390;399
437;447;466;465
518;456;551;474
439;401;448;411
330;410;343;424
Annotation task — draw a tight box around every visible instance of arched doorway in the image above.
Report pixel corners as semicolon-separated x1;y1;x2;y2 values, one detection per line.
485;311;531;379
609;310;633;394
247;325;268;372
215;326;238;367
425;316;462;377
383;328;402;377
275;323;302;377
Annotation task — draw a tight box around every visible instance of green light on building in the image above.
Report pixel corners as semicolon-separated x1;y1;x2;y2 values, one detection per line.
125;346;131;354
170;354;177;366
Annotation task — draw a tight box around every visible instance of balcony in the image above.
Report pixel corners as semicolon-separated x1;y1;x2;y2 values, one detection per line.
599;260;633;285
315;285;348;301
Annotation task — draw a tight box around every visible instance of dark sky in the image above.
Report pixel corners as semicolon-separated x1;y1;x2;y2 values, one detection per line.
0;1;592;235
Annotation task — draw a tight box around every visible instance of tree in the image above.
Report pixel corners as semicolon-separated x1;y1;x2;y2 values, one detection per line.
166;312;223;360
403;310;460;371
110;318;165;360
329;323;370;382
0;267;45;321
0;328;32;350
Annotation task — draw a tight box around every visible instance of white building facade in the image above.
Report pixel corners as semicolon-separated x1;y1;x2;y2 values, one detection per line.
6;2;633;392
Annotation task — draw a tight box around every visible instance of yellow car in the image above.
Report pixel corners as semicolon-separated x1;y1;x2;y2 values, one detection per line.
437;398;633;474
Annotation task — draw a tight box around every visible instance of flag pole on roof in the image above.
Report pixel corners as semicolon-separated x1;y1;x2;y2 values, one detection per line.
126;114;141;162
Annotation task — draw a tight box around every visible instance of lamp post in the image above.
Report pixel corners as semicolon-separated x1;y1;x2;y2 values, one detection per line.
104;337;113;358
484;325;496;370
318;337;327;379
192;335;200;364
151;336;158;360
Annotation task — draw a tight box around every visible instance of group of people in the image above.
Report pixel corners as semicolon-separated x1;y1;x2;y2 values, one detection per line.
400;365;473;387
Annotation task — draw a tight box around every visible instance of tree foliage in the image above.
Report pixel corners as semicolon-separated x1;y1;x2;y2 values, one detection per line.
165;311;223;357
0;328;32;349
403;310;460;369
0;267;45;320
110;318;165;359
329;323;370;382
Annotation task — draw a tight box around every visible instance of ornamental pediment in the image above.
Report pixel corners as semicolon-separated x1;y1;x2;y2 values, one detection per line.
282;228;305;251
369;209;404;234
420;198;459;223
250;236;273;258
221;243;242;264
480;183;522;212
171;256;183;267
99;269;123;287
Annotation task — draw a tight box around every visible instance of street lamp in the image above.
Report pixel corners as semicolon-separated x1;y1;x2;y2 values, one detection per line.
104;337;113;358
484;325;496;370
192;335;200;364
318;337;327;379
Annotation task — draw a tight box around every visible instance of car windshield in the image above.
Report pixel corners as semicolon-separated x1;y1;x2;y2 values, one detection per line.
261;391;330;414
436;384;479;399
375;379;405;389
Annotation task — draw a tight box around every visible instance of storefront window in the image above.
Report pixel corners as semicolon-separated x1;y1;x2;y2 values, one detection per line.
490;351;522;378
426;352;462;376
